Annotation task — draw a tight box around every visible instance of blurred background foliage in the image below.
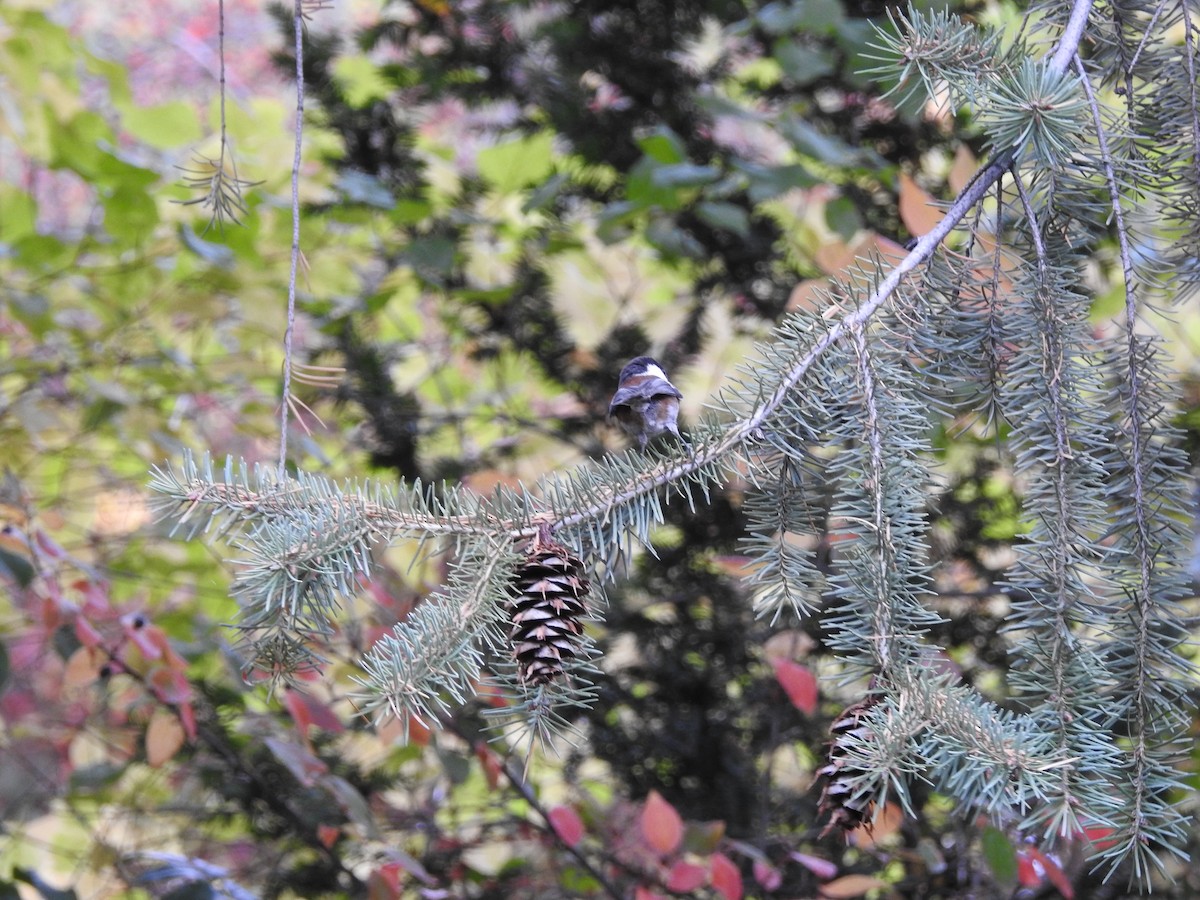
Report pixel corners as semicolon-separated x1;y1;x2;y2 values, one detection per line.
2;0;1199;897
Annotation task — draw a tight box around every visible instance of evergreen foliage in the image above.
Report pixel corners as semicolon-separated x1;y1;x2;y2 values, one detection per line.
140;0;1198;890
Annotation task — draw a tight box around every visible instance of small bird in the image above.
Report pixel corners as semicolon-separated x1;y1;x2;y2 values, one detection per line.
607;356;685;452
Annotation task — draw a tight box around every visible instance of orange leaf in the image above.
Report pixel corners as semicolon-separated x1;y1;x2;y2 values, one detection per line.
818;874;889;898
850;801;903;847
145;708;185;767
63;646;103;690
770;658;818;715
898;172;943;237
710;852;743;900
948;144;978;194
548;804;584;847
317;824;341;849
641;790;684;855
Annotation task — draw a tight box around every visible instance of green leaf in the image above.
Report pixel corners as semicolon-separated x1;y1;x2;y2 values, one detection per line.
0;186;36;242
392;197;433;225
178;224;235;267
757;1;808;35
477;131;555;192
49;110;110;177
636;127;687;164
774;39;836;84
696;201;751;237
781;117;860;166
826;196;861;239
732;159;816;202
649;163;721;189
0;547;35;590
334;55;392;107
14;234;72;271
121;100;202;149
161;884;217;900
103;183;158;244
336;169;395;208
981;826;1018;883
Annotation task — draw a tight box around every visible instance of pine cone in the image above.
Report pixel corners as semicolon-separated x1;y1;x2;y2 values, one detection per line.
816;693;881;838
508;533;590;685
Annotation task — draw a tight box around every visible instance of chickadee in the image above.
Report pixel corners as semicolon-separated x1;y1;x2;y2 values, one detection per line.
607;356;685;451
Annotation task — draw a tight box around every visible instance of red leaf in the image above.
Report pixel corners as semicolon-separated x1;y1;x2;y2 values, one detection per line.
666;860;707;893
641;790;684;855
710;852;743;900
770;658;818;715
317;824;340;849
548;805;584;847
1027;848;1073;899
74;615;104;648
148;665;193;706
1016;852;1041;888
178;702;197;741
283;688;344;740
753;859;782;891
368;862;404;900
474;742;503;791
1081;825;1118;852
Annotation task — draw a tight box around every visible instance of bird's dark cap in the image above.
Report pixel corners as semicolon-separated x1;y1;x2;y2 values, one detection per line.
618;356;663;381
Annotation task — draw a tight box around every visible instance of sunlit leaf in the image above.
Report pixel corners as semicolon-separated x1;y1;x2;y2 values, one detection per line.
477;131;555;192
146;709;186;768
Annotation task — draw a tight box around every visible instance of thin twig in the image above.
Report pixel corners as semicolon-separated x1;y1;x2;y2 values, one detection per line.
499;759;625;900
279;0;305;475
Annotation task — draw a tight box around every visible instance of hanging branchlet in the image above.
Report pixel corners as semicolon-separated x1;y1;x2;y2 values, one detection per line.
175;0;261;233
1071;42;1198;878
821;307;943;678
176;154;260;233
